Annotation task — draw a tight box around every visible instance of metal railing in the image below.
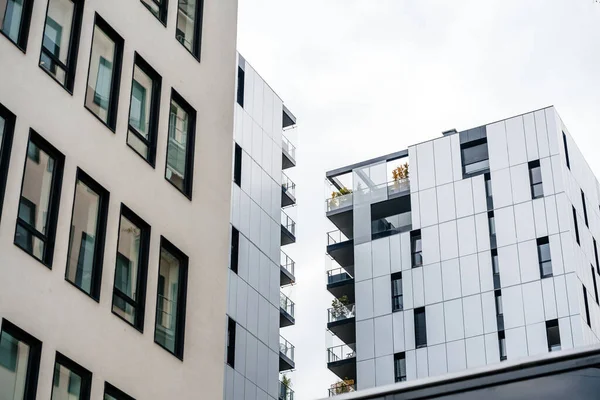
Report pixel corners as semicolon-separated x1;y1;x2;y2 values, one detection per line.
281;250;295;276
281;292;295;318
280;336;295;361
327;230;350;246
326;267;353;285
281;211;296;236
328;383;356;396
327;344;356;363
282;173;296;199
327;304;355;323
282;135;296;161
279;381;295;400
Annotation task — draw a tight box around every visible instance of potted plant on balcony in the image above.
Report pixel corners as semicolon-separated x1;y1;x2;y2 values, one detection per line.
281;374;292;398
392;162;409;191
330;378;355;394
331;187;352;209
331;295;349;320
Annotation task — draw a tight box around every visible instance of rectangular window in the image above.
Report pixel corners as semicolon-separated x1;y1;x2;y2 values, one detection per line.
166;90;196;198
0;319;42;400
65;169;110;300
411;230;422;268
104;382;135;400
488;211;497;249
573;206;580;245
0;0;34;50
236;66;245;107
461;138;489;177
0;103;16;223
537;237;552;278
528;160;543;199
495;289;504;331
39;0;84;92
563;132;570;169
546;319;560;352
594;238;599;275
51;353;92;400
391;272;403;312
414;307;427;348
230;226;239;274
176;0;202;59
498;330;507;361
15;130;65;266
226;317;236;368
84;14;124;130
154;237;188;359
141;0;167;24
492;249;501;289
112;205;151;331
233;143;242;186
583;285;591;327
581;190;589;227
484;173;493;210
127;53;162;166
393;352;406;382
592;266;599;305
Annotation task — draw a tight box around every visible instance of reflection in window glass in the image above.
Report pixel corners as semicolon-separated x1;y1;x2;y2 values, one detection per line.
0;115;5;146
51;362;83;400
537;237;552;278
391;273;403;312
40;0;75;86
394;352;406;382
0;0;26;43
0;329;30;399
461;140;490;176
127;63;156;162
166;95;194;195
176;0;196;53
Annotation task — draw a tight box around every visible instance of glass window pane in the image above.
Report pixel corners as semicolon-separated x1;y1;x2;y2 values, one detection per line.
0;116;5;147
532;183;543;198
0;330;30;399
104;395;117;400
52;363;82;400
129;66;153;135
85;25;116;124
176;0;196;52
0;0;24;42
155;247;181;354
127;132;149;160
166;100;189;191
66;180;100;295
539;243;551;262
115;216;141;299
141;0;161;19
462;143;489;165
44;0;73;64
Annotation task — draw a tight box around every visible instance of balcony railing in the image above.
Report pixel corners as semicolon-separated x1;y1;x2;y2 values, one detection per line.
282;135;296;160
281;250;295;276
327;267;353;285
328;304;355;323
327;344;356;363
282;173;296;199
327;230;350;246
279;381;295;400
280;336;295;362
281;292;295;318
282;211;296;236
326;191;353;213
328;383;356;397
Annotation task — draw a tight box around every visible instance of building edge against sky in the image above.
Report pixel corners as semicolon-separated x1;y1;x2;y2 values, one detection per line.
324;106;600;396
0;0;238;399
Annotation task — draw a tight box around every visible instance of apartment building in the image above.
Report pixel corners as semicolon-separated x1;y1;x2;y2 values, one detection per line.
0;0;238;399
223;54;299;400
324;106;600;395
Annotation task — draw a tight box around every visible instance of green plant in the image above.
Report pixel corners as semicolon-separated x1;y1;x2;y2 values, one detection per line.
331;378;355;394
331;186;352;199
282;374;292;388
392;162;409;181
331;295;349;319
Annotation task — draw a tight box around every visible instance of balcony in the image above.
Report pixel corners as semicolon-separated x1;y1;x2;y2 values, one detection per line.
326;267;355;303
280;292;295;328
327;230;354;269
279;381;295;400
325;190;354;240
282;173;296;207
328;382;356;397
280;250;296;287
279;336;295;371
282;134;296;170
327;304;356;344
327;344;356;381
281;211;296;246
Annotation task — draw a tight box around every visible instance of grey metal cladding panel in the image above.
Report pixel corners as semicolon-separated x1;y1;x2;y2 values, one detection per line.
459;126;487;144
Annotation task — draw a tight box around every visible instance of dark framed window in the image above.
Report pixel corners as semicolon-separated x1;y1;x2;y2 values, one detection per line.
104;382;135;400
39;0;84;92
492;249;501;289
14;130;65;267
528;160;543;199
176;0;203;59
65;169;110;301
226;317;236;368
495;289;504;330
411;230;422;268
581;190;589;227
233;143;242;186
592;266;599;305
546;319;560;352
0;103;16;223
84;14;124;130
51;353;92;400
394;352;406;382
0;0;34;51
572;206;580;245
154;237;188;359
0;319;42;400
165;90;196;198
594;238;599;275
414;307;427;348
127;53;162;166
391;272;403;312
563;132;570;169
583;285;591;327
236;66;245;107
488;211;497;249
461;138;489;177
141;0;167;24
537;237;552;278
230;226;239;274
484;172;493;210
498;330;507;361
112;204;151;331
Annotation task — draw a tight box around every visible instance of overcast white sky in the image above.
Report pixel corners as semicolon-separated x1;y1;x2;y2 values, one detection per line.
237;1;600;399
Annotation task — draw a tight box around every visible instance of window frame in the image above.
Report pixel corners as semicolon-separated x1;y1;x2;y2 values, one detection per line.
104;382;136;400
528;160;543;199
545;319;561;352
64;168;110;301
410;229;422;268
51;352;92;400
233;143;242;186
38;0;85;93
0;319;42;400
581;190;589;228
14;129;65;267
140;0;168;25
0;0;34;51
572;206;580;245
461;138;490;177
0;103;16;224
498;330;507;361
563;132;570;169
236;66;245;107
230;226;239;274
126;52;162;167
111;204;151;332
391;272;403;312
175;0;204;60
83;13;124;132
153;236;189;360
537;236;552;278
226;317;236;368
592;265;599;305
583;285;591;327
394;352;407;383
594;238;599;275
164;89;196;199
414;307;427;348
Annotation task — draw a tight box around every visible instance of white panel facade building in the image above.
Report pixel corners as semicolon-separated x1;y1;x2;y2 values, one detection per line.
325;106;600;395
